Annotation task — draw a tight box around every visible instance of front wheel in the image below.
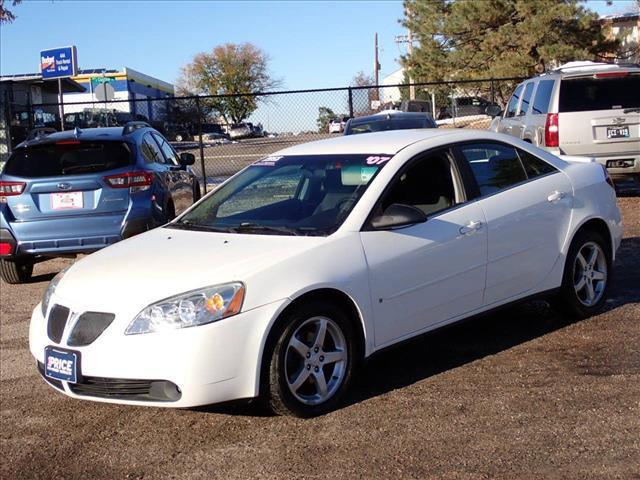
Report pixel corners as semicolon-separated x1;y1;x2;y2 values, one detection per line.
266;301;357;417
552;230;611;319
0;257;34;284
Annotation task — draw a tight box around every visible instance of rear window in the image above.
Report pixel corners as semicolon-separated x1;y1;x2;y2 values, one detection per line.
4;141;133;178
348;118;433;135
559;74;640;112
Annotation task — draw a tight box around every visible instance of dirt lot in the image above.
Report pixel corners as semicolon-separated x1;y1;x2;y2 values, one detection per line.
1;194;638;480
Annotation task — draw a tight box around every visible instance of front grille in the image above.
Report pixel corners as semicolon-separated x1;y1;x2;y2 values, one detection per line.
47;304;70;343
69;376;181;402
67;312;115;347
37;361;65;391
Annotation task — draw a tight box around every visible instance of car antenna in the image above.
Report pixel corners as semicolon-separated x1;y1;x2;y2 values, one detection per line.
73;127;82;138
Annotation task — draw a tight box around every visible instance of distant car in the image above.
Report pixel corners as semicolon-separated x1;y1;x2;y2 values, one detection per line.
344;111;437;135
0;123;200;284
228;123;253;140
29;129;622;416
437;96;496;120
488;61;640;183
328;117;348;134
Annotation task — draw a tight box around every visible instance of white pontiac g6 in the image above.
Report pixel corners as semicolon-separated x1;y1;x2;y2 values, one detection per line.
30;129;623;417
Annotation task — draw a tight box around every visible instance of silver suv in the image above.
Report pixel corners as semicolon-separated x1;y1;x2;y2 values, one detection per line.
489;61;639;182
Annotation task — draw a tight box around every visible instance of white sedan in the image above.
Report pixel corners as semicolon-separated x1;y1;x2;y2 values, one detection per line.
30;129;623;417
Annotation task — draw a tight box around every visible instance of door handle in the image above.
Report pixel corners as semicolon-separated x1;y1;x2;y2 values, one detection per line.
459;220;483;235
547;191;565;203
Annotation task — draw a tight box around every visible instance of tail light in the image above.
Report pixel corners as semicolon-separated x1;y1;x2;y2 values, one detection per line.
104;171;153;191
0;242;13;255
545;113;559;148
594;71;628;78
0;181;26;197
600;164;615;190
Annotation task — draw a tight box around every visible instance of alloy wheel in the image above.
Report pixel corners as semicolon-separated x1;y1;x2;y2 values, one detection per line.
284;316;347;406
573;241;607;307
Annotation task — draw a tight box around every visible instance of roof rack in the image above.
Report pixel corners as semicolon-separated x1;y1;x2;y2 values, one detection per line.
123;121;151;135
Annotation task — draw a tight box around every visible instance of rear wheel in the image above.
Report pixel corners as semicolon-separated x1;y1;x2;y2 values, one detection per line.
266;301;357;417
0;258;34;284
552;230;611;319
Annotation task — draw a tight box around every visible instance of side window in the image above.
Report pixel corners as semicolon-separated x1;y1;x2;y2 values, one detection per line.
381;150;456;217
141;133;164;164
518;83;535;116
505;84;524;118
531;79;555;114
459;142;527;196
152;133;180;166
517;149;557;178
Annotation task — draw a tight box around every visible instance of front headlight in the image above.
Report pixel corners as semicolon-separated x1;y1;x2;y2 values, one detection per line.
41;267;69;316
125;282;245;335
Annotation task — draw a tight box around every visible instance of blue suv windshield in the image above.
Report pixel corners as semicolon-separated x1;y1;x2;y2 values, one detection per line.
173;154;392;236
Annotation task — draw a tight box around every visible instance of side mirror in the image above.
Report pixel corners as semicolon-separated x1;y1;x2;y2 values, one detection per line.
370;203;427;229
485;105;503;117
179;152;195;166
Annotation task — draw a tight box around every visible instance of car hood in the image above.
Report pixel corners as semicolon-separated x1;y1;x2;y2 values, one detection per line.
54;227;325;314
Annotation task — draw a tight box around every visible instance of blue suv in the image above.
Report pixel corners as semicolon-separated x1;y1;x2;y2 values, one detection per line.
0;122;201;283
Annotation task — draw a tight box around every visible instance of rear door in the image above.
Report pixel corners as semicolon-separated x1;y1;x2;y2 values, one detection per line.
1;140;134;222
456;141;572;305
557;72;640;158
497;84;525;138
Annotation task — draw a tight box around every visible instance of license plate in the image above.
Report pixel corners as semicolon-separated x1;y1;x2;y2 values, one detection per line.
607;126;630;139
51;191;83;210
44;347;79;383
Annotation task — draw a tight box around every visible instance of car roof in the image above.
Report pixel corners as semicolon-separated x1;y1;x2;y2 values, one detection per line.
535;61;640;80
275;129;460;156
16;126;150;148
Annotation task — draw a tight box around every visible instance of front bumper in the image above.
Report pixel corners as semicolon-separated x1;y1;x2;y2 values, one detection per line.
29;298;287;408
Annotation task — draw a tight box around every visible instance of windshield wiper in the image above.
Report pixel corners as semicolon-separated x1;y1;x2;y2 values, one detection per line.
623;107;640;114
234;222;301;236
166;221;234;233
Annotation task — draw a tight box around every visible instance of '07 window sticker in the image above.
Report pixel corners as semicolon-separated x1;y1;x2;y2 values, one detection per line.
366;155;391;165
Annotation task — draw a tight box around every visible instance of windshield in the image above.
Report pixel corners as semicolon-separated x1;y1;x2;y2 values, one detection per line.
173;154;392;236
4;141;133;177
347;117;433;135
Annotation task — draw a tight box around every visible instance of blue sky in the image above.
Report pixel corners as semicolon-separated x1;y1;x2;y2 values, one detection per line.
1;0;632;90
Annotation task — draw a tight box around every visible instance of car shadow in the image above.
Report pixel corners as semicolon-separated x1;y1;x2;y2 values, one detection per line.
28;272;57;284
197;236;639;417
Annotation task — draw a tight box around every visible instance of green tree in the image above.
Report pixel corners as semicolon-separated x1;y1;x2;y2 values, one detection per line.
402;0;618;105
178;43;281;125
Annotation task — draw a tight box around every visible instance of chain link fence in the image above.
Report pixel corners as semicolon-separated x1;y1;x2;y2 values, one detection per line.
2;77;524;186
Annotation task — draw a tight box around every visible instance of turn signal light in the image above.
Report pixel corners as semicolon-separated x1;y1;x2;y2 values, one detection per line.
545;113;559;148
104;171;153;189
0;181;26;197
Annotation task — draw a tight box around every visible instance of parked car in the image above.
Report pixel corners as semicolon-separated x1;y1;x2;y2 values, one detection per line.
344;111;436;135
328;117;349;134
228;123;253;140
488;61;640;183
0;122;200;284
29;129;622;416
437;96;496;119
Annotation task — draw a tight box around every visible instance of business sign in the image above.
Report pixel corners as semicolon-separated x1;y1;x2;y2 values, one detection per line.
40;46;78;80
91;76;115;88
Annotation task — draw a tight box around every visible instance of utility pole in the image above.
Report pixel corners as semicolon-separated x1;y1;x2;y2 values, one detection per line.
374;32;380;101
394;7;416;100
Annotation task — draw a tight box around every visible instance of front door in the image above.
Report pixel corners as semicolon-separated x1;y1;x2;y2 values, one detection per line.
360;148;488;347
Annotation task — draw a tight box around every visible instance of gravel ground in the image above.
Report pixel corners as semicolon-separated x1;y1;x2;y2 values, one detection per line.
1;195;638;480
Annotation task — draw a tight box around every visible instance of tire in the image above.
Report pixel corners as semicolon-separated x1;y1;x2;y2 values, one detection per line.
265;300;357;417
551;229;611;319
0;258;34;284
